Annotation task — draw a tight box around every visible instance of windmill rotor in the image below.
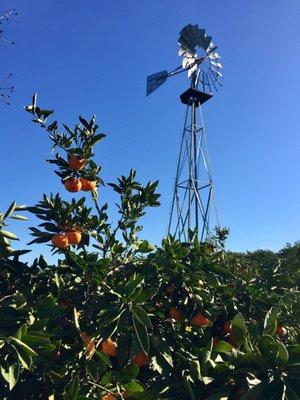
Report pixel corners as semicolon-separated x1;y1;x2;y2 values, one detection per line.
146;24;223;96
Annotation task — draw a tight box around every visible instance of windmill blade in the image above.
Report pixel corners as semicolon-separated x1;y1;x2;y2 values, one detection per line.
194;27;206;48
202;35;212;51
178;46;195;58
179;24;197;50
209;70;222;87
207;41;218;53
210;66;222;77
146;70;169;96
178;34;195;52
190;24;201;47
211;61;223;68
209;52;221;60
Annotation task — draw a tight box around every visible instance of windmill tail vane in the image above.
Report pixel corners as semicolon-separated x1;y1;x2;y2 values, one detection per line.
146;23;223;241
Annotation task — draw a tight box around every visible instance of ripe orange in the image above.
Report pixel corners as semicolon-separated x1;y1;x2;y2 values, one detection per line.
64;178;82;192
276;326;287;338
100;338;117;357
191;312;211;327
68;155;85;171
80;178;97;191
169;307;183;322
224;321;232;333
65;230;82;245
132;351;150;366
102;394;117;400
51;234;69;248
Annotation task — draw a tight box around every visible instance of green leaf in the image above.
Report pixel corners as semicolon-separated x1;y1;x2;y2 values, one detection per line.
101;314;121;341
132;315;149;354
10;337;38;356
15;324;28;340
263;305;281;335
152;352;173;375
258;335;279;361
1;363;19;390
10;214;28;221
190;359;202;381
276;341;289;367
123;275;144;297
1;230;19;240
132;305;153;329
124;381;144;394
4;201;16;219
86;359;106;381
117;334;131;366
213;340;233;354
232;312;247;345
285;382;300;400
259;379;286;400
119;364;139;384
240;382;267;399
137;240;155;253
65;375;79;400
12;345;32;370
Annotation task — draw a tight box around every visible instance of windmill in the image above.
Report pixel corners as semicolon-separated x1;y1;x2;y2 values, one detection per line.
146;24;222;241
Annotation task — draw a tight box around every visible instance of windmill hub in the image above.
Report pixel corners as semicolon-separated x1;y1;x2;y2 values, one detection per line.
146;24;222;241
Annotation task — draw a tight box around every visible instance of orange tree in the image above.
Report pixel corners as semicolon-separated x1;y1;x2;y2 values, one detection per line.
0;95;299;400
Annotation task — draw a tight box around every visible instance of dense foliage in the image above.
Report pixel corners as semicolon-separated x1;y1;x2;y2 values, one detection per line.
0;96;299;400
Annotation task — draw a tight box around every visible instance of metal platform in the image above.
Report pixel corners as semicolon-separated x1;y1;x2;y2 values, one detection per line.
180;88;213;107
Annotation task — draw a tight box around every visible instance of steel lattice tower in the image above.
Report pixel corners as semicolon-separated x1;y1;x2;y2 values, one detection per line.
146;24;222;241
167;74;218;241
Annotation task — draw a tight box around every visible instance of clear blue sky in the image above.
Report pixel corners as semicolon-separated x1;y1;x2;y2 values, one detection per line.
1;0;300;260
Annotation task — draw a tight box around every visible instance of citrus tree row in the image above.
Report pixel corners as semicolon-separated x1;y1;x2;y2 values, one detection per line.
0;95;298;400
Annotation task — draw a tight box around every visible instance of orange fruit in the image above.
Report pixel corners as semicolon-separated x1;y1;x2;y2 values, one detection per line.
80;178;97;191
191;312;211;327
102;394;117;400
276;326;287;338
68;155;85;171
64;178;82;192
100;338;117;357
224;321;232;333
132;351;150;366
65;230;82;245
169;307;183;322
51;234;69;248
